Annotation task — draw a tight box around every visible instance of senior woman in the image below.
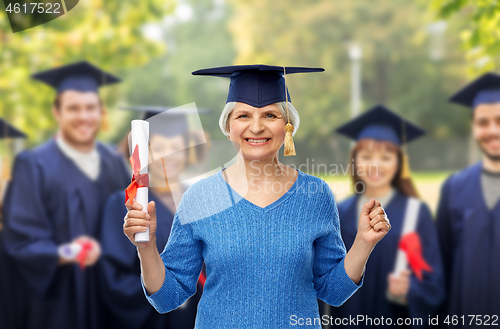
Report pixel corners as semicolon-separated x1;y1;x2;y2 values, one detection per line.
123;65;391;328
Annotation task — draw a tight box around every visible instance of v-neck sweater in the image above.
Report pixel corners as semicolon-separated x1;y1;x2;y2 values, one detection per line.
141;168;364;328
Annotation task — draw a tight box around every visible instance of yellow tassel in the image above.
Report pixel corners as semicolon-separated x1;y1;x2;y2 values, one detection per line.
400;152;411;179
188;138;197;164
205;132;211;149
2;158;11;181
282;66;296;156
101;111;109;131
284;123;296;156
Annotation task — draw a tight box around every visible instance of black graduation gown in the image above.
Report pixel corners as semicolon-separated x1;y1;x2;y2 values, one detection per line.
319;191;445;328
98;190;205;329
437;162;500;327
0;229;29;329
1;139;130;329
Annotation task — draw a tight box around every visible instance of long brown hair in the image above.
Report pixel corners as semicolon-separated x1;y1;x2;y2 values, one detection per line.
350;139;419;198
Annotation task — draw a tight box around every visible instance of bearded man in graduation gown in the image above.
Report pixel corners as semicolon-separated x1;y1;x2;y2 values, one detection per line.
2;61;130;329
437;73;500;327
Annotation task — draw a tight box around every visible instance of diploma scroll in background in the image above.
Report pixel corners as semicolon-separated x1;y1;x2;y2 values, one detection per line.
131;120;150;242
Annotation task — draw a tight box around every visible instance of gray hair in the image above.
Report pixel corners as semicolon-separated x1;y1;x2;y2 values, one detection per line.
219;101;300;137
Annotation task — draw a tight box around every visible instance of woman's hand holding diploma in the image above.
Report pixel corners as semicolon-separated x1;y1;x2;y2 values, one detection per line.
124;200;157;249
344;198;391;285
124;199;165;295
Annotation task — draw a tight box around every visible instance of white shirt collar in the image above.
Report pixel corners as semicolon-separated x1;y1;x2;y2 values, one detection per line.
56;134;100;181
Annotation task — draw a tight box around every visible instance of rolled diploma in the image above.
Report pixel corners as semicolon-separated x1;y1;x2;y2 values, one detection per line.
131;120;150;242
393;250;407;277
392;197;420;277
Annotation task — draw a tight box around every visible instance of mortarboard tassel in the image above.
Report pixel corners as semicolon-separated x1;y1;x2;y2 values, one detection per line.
101;110;109;131
2;157;11;181
283;67;296;156
400;119;411;179
284;123;296;156
188;138;197;164
400;151;412;180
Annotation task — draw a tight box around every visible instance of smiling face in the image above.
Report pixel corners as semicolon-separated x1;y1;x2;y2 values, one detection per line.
473;104;500;161
227;102;287;161
354;139;399;190
149;134;187;183
53;90;102;148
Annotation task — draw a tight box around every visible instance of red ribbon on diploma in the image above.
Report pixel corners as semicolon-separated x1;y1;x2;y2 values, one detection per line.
125;145;149;205
198;270;206;287
76;241;93;271
399;232;433;281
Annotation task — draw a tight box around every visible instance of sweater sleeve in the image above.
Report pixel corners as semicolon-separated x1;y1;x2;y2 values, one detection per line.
313;182;364;307
141;196;204;313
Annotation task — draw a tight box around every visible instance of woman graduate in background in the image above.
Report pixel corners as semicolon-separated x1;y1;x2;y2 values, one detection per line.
320;105;445;328
98;107;208;329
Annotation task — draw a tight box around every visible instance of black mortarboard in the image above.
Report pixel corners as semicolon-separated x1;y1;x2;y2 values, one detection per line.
0;119;27;139
31;61;121;94
191;65;324;108
121;105;210;166
449;72;500;109
335;105;425;146
120;106;209;138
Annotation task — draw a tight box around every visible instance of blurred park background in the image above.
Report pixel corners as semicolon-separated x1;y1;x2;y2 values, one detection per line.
1;0;499;214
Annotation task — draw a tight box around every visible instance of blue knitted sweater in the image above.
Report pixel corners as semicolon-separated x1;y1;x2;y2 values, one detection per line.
141;168;364;328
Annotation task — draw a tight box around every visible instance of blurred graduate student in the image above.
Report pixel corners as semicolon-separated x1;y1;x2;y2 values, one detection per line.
98;106;208;329
437;73;500;326
320;105;444;328
1;61;130;329
0;120;27;329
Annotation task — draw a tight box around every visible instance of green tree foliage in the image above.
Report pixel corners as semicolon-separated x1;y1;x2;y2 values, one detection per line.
430;0;500;74
0;0;478;170
0;0;174;145
120;0;236;143
227;0;470;145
